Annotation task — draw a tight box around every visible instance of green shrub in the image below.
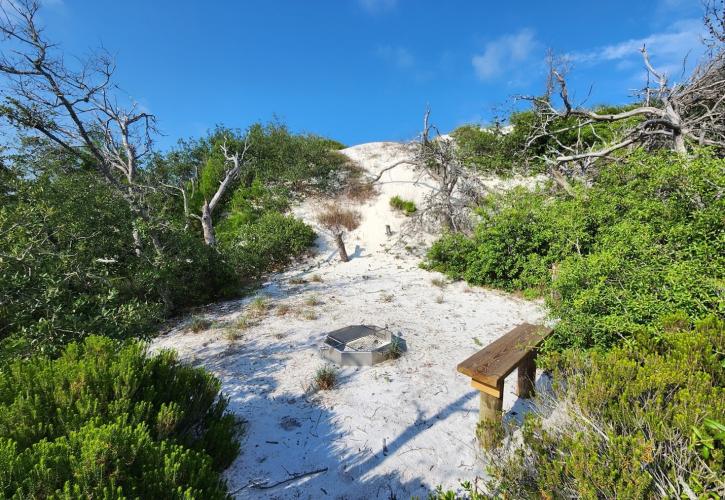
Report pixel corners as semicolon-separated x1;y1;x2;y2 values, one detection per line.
488;317;725;498
427;481;487;499
222;212;316;280
0;336;239;497
389;195;417;215
451;106;642;177
425;149;724;349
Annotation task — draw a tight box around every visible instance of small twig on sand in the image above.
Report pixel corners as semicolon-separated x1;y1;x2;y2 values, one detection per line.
234;467;329;492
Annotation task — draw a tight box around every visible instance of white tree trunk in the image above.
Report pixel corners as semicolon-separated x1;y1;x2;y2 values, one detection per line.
201;200;216;247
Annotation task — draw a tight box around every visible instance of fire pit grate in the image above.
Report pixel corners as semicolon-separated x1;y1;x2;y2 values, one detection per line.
320;324;406;366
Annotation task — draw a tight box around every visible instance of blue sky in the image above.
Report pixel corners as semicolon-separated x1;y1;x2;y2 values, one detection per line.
41;0;706;149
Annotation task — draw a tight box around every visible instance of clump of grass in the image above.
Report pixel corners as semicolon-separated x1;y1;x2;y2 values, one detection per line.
247;297;269;318
188;316;212;333
317;204;362;232
301;309;318;321
276;303;291;316
304;295;321;307
435;295;444;304
380;293;395;303
384;338;403;360
345;173;378;203
234;315;253;330
314;365;337;390
310;274;323;283
431;277;446;288
389;195;417;215
224;328;243;342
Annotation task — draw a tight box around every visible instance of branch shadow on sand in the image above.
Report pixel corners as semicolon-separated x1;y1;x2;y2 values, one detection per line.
186;334;439;499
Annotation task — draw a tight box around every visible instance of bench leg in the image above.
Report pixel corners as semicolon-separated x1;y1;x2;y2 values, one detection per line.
517;352;536;398
477;384;503;449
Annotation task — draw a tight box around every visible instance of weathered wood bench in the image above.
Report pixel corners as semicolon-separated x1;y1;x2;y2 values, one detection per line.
457;323;553;444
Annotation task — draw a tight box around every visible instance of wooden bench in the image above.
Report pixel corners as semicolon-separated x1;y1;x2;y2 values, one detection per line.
457;323;553;443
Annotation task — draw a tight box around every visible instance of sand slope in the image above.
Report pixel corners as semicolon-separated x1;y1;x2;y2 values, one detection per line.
151;142;546;499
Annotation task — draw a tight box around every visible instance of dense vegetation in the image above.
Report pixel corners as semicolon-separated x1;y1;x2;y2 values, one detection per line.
426;147;724;497
0;336;238;498
0;123;349;493
0;124;348;361
491;317;724;498
425;149;723;350
450;104;642;177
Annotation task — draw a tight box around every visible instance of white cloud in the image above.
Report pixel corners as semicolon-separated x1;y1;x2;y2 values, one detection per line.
568;19;706;79
472;29;539;81
358;0;398;14
376;45;414;69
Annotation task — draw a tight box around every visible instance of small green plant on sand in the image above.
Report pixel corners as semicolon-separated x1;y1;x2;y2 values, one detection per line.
428;481;486;499
234;315;253;330
224;328;242;341
314;365;337;390
188;316;212;333
301;309;317;320
431;277;446;288
304;295;321;306
247;297;269;318
389;195;417;215
384;337;403;360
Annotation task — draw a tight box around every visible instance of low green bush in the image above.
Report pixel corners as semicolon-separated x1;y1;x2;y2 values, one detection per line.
488;317;725;498
389;195;417;215
222;212;316;279
0;335;240;498
425;149;724;349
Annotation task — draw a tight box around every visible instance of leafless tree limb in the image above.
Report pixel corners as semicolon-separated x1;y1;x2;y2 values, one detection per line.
520;34;724;195
0;0;163;256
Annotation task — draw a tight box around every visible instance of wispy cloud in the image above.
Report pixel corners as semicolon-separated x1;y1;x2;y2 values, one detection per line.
568;19;705;79
472;29;540;81
376;45;414;69
358;0;398;14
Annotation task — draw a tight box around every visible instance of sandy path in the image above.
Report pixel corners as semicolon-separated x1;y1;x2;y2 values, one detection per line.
152;142;546;499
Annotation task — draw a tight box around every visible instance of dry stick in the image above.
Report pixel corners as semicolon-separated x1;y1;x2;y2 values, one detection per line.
367;159;417;183
235;467;329;492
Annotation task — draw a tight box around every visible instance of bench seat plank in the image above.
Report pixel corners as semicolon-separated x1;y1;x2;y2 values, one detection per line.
457;323;552;388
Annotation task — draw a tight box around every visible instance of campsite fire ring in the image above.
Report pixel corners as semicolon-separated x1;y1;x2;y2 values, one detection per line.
320;324;406;367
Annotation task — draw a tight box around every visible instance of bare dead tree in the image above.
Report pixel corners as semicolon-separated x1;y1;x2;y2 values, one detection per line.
199;137;251;246
704;0;725;47
522;37;725;195
369;108;488;233
0;0;163;256
316;204;361;262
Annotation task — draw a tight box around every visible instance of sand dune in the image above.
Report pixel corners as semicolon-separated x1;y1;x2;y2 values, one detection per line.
152;142;547;499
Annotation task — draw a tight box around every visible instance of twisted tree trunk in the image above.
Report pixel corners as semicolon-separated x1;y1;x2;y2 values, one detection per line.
334;232;349;262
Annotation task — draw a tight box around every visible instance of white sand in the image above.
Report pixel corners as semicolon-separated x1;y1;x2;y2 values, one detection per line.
151;142;547;499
